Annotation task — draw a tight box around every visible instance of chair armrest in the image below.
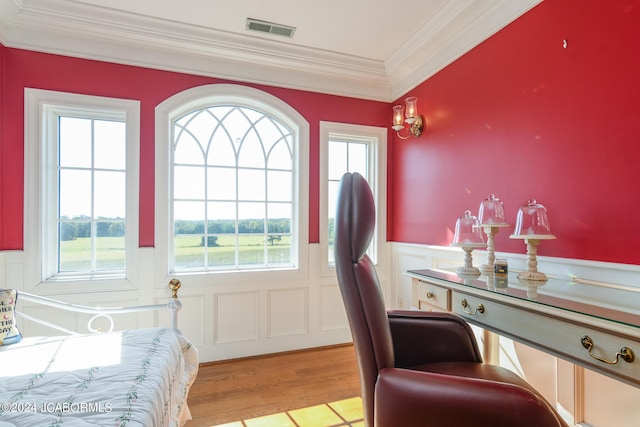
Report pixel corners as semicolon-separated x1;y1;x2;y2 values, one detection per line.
375;368;567;427
388;310;482;367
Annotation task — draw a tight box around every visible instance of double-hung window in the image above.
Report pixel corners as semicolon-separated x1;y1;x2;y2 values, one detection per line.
24;89;140;289
320;122;387;273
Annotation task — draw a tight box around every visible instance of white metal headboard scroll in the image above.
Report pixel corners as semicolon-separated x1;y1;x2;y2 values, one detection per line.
15;279;183;335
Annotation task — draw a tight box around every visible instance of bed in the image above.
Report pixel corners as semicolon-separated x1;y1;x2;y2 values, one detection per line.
0;280;198;427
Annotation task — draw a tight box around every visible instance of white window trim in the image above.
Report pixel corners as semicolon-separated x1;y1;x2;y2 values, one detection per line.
319;121;387;278
155;84;309;286
24;88;140;293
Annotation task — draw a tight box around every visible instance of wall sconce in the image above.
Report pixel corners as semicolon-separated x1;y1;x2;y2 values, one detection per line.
392;96;424;139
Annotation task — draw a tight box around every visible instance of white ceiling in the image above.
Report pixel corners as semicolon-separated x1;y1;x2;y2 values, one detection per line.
0;0;541;101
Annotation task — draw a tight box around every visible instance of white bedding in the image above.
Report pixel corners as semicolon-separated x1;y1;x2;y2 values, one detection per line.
0;327;198;427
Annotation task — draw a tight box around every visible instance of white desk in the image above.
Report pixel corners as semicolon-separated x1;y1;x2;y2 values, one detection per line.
407;269;640;389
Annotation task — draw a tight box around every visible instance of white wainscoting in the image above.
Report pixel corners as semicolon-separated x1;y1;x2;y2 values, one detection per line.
1;244;357;363
3;242;640;426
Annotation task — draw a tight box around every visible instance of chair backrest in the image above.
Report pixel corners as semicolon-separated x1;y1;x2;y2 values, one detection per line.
334;172;394;426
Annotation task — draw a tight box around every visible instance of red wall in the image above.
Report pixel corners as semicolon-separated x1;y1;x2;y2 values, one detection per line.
0;43;5;248
4;0;640;266
390;0;640;264
0;49;389;249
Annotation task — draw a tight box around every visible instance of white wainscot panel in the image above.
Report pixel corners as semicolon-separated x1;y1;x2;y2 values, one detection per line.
214;291;259;344
319;284;348;332
19;297;139;336
502;338;559;407
393;251;428;309
582;369;640;427
20;305;76;337
268;288;308;338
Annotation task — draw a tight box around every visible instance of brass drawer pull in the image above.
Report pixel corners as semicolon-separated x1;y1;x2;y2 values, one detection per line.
426;292;434;299
461;298;484;315
581;335;635;365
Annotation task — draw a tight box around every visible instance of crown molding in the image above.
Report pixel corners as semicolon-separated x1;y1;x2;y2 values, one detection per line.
0;0;540;102
386;0;542;100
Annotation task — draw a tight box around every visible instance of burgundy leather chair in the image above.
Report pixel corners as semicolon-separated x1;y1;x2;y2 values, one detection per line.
334;172;568;427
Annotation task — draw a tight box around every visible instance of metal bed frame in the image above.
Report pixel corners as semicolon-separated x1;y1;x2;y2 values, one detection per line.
14;278;183;335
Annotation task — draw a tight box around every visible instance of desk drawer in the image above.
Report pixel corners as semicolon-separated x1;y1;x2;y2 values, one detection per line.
451;291;640;386
412;279;450;311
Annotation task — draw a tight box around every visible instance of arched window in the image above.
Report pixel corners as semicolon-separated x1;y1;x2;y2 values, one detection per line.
156;85;309;278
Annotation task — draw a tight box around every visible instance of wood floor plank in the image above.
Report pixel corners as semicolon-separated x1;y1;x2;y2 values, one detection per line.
187;344;361;426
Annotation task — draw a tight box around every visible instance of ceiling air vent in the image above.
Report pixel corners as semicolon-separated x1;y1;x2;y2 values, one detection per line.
246;18;296;38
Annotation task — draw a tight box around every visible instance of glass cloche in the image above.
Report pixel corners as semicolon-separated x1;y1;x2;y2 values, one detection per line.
451;210;485;246
510;199;556;239
478;194;508;226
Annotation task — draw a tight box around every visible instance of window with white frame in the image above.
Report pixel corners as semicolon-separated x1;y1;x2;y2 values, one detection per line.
155;84;309;277
24;89;140;287
320;122;387;270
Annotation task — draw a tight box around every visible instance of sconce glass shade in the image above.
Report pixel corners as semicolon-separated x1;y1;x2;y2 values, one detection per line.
478;194;508;225
510;199;556;239
451;210;485;246
404;96;418;124
392;105;405;130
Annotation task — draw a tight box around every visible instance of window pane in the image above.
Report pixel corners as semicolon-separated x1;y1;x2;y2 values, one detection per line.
174;235;204;269
238;235;264;265
208;202;236;226
59;117;91;168
208;167;236;200
95;228;125;270
180;109;217;150
208;128;236;166
328;141;347;180
59;227;91;272
255;117;285;154
94;171;125;218
349;143;368;175
94;120;126;169
224;108;252;144
268;203;291;234
174;201;205;223
174;131;205;165
268;235;290;265
328;181;340;223
59;169;91;218
238;131;265;168
238;203;265;224
238;169;265;201
207;235;236;267
328;181;339;264
267;171;291;202
238;202;265;225
267;139;292;169
174;166;205;199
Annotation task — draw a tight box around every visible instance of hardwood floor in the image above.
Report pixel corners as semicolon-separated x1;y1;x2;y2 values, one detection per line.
186;344;363;426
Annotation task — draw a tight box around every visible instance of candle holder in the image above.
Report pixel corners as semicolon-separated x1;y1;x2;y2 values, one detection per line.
451;210;485;276
476;194;509;272
510;199;556;281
